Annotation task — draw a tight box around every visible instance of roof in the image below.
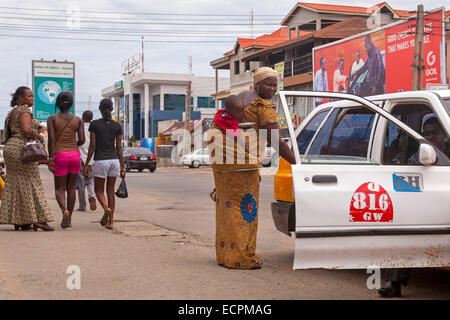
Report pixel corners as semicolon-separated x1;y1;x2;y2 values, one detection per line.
224;27;311;56
281;2;414;25
244;17;369;61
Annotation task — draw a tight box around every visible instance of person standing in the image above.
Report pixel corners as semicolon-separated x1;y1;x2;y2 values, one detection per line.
77;110;96;212
0;86;54;231
209;67;295;269
350;50;364;81
353;35;386;96
47;92;85;228
314;57;329;106
85;98;125;230
333;59;348;93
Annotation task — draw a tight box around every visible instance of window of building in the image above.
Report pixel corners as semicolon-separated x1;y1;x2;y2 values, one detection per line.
197;96;216;108
234;60;240;75
245;61;251;72
164;94;185;111
153;94;160;108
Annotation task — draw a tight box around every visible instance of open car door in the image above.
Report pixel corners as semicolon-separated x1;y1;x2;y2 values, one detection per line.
278;91;450;270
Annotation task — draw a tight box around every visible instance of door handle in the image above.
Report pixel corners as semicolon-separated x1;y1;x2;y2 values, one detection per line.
312;175;337;183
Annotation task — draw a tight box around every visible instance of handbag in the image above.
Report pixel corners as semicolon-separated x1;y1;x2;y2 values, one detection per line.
21;131;48;164
115;178;128;198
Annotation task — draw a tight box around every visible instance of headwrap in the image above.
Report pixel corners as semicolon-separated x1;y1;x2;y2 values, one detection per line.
253;67;278;85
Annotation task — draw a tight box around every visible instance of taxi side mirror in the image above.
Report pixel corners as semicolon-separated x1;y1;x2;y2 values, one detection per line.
419;143;437;166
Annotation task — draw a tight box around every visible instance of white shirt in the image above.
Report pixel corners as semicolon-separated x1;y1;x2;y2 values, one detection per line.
350;59;364;77
79;122;93;165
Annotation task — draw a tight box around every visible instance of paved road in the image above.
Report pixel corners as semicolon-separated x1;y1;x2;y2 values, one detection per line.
0;166;448;300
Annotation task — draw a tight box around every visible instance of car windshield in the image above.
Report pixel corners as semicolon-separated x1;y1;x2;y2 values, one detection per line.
125;148;153;155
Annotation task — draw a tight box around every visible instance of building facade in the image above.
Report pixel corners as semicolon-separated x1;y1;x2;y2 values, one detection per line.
101;72;228;140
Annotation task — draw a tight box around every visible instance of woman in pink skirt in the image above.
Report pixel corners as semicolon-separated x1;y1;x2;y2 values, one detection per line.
47;92;85;228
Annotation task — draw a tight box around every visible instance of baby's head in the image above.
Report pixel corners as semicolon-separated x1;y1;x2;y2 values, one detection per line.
224;95;245;120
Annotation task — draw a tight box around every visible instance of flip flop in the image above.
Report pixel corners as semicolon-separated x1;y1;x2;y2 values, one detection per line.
61;210;71;228
100;208;111;227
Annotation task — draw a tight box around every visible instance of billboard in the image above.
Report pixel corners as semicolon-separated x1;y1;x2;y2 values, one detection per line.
313;8;445;105
32;60;75;121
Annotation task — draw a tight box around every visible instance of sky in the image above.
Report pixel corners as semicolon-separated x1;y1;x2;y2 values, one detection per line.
0;0;446;123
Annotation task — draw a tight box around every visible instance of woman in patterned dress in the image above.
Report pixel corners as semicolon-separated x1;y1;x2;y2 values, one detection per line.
0;86;54;231
209;67;295;269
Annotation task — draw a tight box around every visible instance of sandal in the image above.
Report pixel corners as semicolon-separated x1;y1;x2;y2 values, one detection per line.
61;210;71;228
100;208;111;227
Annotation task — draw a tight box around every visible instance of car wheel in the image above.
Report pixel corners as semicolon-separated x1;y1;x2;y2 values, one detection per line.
138;169;143;172
262;160;271;167
150;168;155;173
192;161;200;168
125;163;130;172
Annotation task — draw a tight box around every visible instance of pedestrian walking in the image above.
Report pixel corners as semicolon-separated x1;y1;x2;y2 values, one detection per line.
77;110;96;212
47;92;85;228
209;67;295;269
84;98;125;230
0;86;54;231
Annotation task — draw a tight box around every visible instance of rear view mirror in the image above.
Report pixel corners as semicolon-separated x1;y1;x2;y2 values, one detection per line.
419;144;437;166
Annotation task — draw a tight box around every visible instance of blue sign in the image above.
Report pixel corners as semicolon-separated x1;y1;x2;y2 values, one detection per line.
393;173;423;192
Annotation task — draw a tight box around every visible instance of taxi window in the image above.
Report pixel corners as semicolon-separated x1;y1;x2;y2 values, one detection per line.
308;108;375;160
296;110;328;154
383;104;450;165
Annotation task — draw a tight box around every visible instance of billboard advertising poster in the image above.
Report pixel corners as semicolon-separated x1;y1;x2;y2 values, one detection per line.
32;60;75;121
313;8;445;103
274;62;285;93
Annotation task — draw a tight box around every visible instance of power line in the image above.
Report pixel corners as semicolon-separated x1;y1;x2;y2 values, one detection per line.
0;14;281;25
0;10;283;22
0;6;286;17
0;33;239;43
0;22;275;34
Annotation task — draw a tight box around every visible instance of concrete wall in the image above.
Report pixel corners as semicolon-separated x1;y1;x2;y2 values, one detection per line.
229;46;263;90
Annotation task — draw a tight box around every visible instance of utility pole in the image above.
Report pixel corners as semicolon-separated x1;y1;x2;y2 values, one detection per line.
411;4;425;91
185;82;192;132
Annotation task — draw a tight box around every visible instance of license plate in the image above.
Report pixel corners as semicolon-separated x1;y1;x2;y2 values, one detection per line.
140;157;147;161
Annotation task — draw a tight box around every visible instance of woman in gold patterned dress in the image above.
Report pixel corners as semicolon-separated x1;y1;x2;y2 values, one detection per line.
0;86;54;231
210;67;295;269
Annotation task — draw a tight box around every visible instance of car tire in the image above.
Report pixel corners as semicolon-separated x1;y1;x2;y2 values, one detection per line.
262;160;271;167
192;161;200;168
150;168;155;173
138;169;143;172
125;163;130;172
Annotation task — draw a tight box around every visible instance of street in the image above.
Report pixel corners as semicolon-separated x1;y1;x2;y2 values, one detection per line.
0;166;448;300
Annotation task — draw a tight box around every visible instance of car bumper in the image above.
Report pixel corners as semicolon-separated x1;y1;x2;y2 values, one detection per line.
128;160;156;169
271;201;295;236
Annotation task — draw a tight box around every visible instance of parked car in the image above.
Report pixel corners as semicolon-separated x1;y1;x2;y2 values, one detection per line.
260;147;278;167
272;90;450;270
124;147;157;172
181;148;210;168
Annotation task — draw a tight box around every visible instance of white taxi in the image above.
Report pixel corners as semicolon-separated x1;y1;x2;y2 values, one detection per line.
273;90;450;270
